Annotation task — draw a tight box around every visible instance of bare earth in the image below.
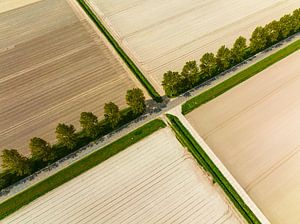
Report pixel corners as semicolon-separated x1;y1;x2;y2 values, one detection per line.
0;0;41;14
0;0;140;155
187;51;300;224
2;128;244;224
87;0;300;94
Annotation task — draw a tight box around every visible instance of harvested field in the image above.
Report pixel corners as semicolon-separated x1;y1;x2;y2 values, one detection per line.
186;51;300;224
87;0;300;93
0;0;41;14
2;128;244;223
0;0;141;155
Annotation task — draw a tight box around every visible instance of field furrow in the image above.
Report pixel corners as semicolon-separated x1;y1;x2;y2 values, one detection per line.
0;0;141;154
187;51;300;223
2;128;244;224
87;0;300;93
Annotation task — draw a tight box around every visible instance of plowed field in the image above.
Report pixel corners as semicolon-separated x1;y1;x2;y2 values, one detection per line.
2;128;244;224
0;0;140;155
87;0;300;93
187;51;300;224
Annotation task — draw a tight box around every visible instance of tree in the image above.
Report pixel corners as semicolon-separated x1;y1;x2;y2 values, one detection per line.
162;71;187;97
181;61;200;87
279;14;293;38
55;123;77;149
265;20;280;45
104;102;121;128
250;26;268;53
126;88;146;115
216;45;232;72
29;137;53;162
80;112;99;138
199;53;217;78
292;9;300;33
231;36;247;64
1;149;31;176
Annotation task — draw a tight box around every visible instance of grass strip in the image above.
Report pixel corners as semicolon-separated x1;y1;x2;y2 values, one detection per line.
0;119;166;220
76;0;162;102
166;114;261;224
182;39;300;114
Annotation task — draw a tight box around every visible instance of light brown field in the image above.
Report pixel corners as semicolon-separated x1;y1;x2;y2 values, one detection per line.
186;51;300;224
2;128;244;224
87;0;300;94
0;0;140;155
0;0;41;14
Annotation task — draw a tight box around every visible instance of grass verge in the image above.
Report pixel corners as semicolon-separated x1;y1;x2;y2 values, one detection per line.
0;119;166;220
166;114;261;224
182;39;300;114
77;0;162;102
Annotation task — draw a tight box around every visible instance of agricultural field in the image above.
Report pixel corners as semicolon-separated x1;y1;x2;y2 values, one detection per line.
87;0;300;93
0;0;141;155
2;128;244;223
0;0;42;13
186;51;300;224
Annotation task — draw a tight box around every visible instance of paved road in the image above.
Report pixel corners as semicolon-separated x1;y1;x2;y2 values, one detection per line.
1;33;299;202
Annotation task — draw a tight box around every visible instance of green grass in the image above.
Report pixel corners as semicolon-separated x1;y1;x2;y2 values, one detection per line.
76;0;162;102
182;39;300;114
0;119;166;220
166;114;261;224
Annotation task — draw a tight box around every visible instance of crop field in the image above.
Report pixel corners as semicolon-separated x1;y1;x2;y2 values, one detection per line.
186;51;300;224
0;0;41;14
2;128;244;223
0;0;140;155
87;0;300;93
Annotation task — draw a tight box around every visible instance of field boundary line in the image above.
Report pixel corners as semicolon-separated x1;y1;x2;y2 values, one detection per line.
182;38;300;114
0;119;166;220
245;147;300;192
75;0;162;102
166;110;270;224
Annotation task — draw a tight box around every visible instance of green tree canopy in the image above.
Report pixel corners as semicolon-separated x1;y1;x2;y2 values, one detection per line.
250;27;268;53
126;88;146;115
55;123;77;149
29;137;53;162
181;61;200;87
231;36;247;64
1;149;31;176
265;20;280;45
162;71;187;97
292;9;300;32
200;53;217;78
80;112;99;138
279;14;294;38
104;102;121;128
216;45;232;72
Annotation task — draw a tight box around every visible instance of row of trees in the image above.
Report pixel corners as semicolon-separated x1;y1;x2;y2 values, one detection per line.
162;9;300;97
0;88;146;185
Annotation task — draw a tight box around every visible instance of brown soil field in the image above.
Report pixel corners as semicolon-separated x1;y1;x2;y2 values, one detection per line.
0;0;140;155
186;51;300;224
87;0;300;94
2;128;244;223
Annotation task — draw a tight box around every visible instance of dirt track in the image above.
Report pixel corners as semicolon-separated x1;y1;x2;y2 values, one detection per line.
187;51;300;224
0;0;139;155
2;128;244;224
87;0;300;94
